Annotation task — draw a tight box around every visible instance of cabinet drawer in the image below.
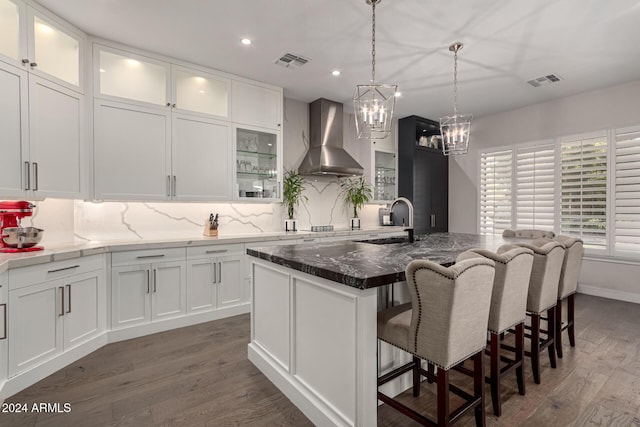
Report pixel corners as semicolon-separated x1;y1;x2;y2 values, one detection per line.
111;247;185;266
8;255;104;291
187;243;244;259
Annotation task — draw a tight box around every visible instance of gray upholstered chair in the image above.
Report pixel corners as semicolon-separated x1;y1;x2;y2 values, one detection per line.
456;245;534;416
514;239;565;384
502;229;555;239
552;235;584;358
377;255;496;426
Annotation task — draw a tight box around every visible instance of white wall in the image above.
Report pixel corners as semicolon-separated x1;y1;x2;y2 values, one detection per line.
449;79;640;303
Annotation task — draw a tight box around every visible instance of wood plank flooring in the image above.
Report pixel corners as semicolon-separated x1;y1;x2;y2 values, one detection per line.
1;294;639;426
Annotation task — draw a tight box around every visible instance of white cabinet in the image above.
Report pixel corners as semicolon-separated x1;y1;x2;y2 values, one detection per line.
111;248;186;329
172;64;230;119
0;61;27;198
6;255;105;377
234;124;282;201
232;80;282;130
186;244;245;313
372;148;397;202
0;274;7;388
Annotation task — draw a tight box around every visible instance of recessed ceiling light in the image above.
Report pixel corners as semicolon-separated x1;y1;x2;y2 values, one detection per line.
99;68;106;73
394;91;402;97
241;38;252;46
332;70;341;76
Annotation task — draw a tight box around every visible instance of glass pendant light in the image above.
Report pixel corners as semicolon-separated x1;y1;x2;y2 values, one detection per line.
353;0;397;140
440;42;472;155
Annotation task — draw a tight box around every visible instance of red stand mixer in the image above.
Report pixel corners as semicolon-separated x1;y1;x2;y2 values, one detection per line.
0;201;44;253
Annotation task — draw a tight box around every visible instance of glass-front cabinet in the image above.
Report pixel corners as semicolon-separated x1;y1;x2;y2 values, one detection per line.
234;125;281;200
372;148;396;202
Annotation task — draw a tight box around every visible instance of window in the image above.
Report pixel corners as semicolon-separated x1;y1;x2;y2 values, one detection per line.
614;127;640;255
559;134;608;250
515;143;555;230
479;150;512;235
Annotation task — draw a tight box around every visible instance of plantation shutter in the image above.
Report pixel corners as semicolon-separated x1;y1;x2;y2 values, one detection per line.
560;135;608;249
480;150;513;235
614;127;640;255
515;143;555;231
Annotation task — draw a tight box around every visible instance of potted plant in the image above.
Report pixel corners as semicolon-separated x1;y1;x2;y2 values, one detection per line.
340;176;373;230
282;169;307;231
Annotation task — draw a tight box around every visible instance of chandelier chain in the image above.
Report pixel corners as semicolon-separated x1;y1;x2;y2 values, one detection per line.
371;0;376;84
453;46;458;116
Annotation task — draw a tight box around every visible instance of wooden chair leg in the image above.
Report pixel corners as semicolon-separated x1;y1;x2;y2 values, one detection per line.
474;351;486;427
437;367;450;426
412;356;421;397
531;313;541;384
427;362;435;383
515;322;526;396
555;298;564;358
489;333;501;416
547;307;557;369
568;294;576;347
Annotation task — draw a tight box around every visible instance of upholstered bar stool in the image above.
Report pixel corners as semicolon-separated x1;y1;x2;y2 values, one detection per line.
513;239;565;384
553;235;584;358
502;229;555;239
377;255;496;426
456;245;534;416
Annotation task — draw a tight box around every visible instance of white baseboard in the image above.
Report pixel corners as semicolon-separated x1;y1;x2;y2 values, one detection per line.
578;284;640;304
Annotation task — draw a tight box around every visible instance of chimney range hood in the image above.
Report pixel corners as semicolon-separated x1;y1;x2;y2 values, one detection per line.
298;98;364;176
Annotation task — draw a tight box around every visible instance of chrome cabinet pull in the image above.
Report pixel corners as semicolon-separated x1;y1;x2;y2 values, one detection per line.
0;303;7;340
47;265;80;274
136;254;165;259
213;262;217;284
30;62;37;68
153;269;157;293
205;249;227;254
66;284;71;314
25;161;30;190
218;262;222;283
59;286;65;316
302;239;315;242
431;214;436;228
167;175;171;197
21;59;29;64
33;162;38;191
166;102;171;107
146;270;150;294
172;175;176;197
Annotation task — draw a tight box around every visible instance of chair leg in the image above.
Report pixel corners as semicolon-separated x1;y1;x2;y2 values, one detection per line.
412;356;421;397
555;298;564;359
515;322;526;396
531;313;541;384
437;367;450;426
568;294;576;347
427;362;435;383
489;333;501;416
547;308;557;369
474;351;486;427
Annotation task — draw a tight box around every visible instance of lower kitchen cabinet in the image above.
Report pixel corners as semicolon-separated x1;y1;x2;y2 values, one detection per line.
111;248;187;329
6;256;105;378
0;274;8;386
186;244;245;314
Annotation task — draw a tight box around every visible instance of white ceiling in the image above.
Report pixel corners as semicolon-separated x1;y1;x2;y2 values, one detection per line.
36;0;640;120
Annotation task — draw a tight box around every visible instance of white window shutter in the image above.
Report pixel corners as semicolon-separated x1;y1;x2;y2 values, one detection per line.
480;150;512;235
515;143;555;231
614;128;640;255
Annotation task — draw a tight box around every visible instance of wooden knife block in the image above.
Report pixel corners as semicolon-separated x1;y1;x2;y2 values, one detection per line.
203;225;218;237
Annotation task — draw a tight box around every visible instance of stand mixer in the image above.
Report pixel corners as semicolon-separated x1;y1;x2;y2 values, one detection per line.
0;201;44;253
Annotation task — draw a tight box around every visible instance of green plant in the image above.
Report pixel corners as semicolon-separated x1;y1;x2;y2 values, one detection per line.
340;176;373;218
282;169;307;220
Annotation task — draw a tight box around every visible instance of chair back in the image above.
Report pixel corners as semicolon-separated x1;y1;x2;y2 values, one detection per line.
515;240;565;314
405;255;495;369
458;245;534;334
503;229;555;239
553;235;584;299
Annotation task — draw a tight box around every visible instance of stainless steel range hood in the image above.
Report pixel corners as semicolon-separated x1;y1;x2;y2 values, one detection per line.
298;98;364;176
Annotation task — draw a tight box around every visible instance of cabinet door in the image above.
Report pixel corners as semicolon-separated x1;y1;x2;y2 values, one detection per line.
111;265;151;329
8;281;62;377
172;65;230;119
0;0;27;67
172;114;232;201
94;99;171;200
372;149;396;202
217;254;245;308
28;75;84;198
0;278;6;385
231;80;282;129
152;261;186;321
62;271;103;349
186;258;217;313
0;61;28;197
234;125;281;200
27;6;83;91
429;152;449;232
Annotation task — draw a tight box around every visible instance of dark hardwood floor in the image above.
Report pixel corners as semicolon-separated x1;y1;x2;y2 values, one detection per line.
1;294;639;426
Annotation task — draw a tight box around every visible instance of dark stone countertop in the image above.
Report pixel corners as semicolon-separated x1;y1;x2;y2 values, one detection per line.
247;232;510;289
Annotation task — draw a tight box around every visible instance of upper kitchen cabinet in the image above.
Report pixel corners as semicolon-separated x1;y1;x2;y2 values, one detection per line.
232;80;282;130
172;65;230;120
372;148;396;202
234;124;281;201
0;0;84;93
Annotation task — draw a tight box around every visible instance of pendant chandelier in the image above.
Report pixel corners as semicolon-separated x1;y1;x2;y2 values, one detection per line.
440;42;472;155
353;0;397;140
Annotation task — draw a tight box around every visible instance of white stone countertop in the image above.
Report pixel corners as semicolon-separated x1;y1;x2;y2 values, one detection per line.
0;226;406;273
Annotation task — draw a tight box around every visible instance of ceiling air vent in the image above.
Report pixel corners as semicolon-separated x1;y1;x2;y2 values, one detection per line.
527;73;563;87
274;53;310;68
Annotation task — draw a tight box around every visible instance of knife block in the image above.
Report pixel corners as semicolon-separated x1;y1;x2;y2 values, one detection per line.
203;224;218;237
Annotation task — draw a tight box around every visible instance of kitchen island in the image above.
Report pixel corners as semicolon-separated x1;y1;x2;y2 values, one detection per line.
246;233;508;427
